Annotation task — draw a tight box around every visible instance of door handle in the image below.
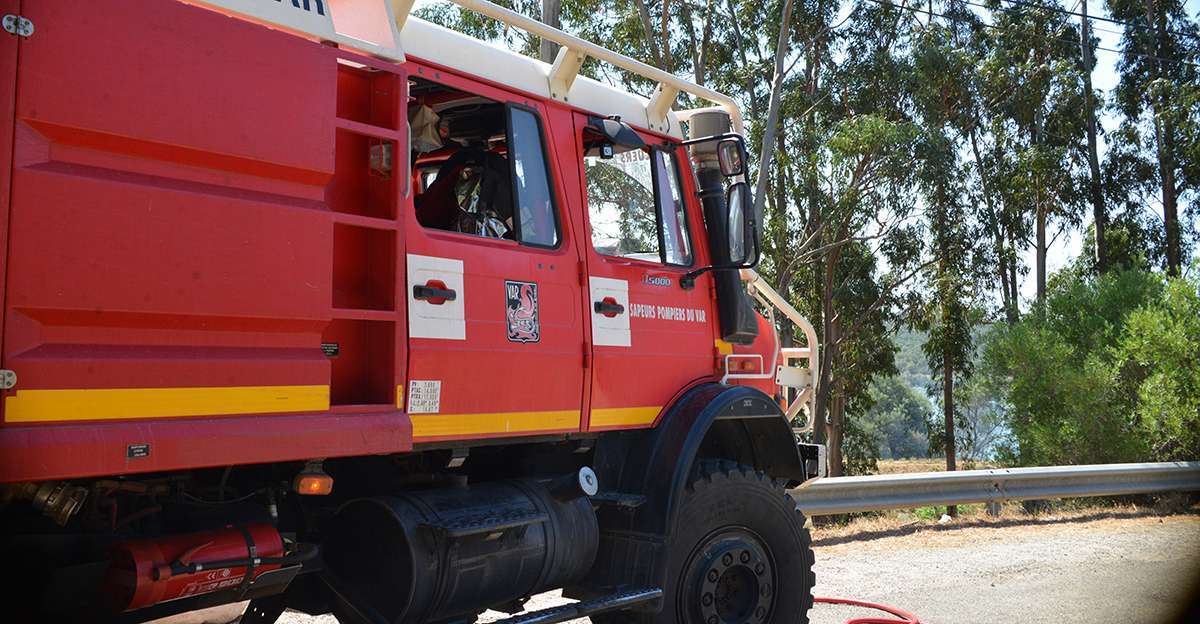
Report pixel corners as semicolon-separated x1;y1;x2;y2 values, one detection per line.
414;281;457;304
594;297;625;317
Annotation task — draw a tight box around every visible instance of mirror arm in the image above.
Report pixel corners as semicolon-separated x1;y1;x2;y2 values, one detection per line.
679;248;760;290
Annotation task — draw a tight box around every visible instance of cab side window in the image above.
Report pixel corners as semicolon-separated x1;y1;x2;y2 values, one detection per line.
409;78;559;248
655;152;692;265
508;107;559;247
583;145;693;266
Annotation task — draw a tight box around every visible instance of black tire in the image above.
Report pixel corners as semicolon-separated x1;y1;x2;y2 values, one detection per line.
600;460;815;624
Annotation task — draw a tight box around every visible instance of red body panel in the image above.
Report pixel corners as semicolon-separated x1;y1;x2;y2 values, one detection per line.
0;1;747;483
0;0;412;482
401;65;585;443
564;112;718;431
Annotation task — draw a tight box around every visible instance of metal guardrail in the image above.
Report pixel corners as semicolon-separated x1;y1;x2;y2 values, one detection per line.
790;462;1200;516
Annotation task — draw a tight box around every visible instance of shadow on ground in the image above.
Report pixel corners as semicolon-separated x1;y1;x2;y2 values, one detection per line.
810;507;1200;547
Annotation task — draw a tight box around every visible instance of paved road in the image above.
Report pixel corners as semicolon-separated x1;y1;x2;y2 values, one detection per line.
163;511;1200;624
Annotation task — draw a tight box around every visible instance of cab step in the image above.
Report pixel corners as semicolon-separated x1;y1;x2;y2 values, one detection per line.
589;492;648;508
490;588;664;624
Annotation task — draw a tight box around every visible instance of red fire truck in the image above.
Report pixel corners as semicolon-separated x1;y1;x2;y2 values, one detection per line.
0;1;822;622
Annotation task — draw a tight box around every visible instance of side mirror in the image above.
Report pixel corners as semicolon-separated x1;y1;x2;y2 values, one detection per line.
717;138;744;177
726;182;755;265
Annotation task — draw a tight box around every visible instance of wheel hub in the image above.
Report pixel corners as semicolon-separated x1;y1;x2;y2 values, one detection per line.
684;530;775;624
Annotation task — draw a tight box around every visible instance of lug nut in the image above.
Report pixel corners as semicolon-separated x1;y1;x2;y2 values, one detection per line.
740;550;751;563
702;593;713;606
755;562;765;575
722;552;733;566
708;569;719;582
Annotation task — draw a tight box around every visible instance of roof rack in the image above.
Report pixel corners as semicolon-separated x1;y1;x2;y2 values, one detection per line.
186;0;744;135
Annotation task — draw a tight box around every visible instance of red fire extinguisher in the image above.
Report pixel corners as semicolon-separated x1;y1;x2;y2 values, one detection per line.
104;523;285;611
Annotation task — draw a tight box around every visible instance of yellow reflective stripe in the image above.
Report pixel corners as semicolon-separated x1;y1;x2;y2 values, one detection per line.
590;406;661;428
3;385;330;423
411;410;581;438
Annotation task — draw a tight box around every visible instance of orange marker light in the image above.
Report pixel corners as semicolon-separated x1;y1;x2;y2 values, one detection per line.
293;473;334;496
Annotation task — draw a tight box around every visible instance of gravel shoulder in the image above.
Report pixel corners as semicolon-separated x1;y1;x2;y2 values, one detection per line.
808;510;1200;624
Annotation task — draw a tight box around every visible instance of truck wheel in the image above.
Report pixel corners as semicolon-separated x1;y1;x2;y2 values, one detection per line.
605;460;815;624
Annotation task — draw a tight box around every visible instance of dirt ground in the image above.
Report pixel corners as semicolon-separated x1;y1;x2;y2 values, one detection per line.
162;508;1200;624
805;509;1200;624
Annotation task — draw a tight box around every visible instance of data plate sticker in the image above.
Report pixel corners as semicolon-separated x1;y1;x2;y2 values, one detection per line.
407;380;442;414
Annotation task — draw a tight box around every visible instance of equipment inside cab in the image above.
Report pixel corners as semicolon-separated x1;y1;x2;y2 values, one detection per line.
410;78;557;247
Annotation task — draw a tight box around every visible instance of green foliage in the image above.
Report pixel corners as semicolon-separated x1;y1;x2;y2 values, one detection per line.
982;268;1200;466
861;375;932;460
842;412;881;476
1115;270;1200;461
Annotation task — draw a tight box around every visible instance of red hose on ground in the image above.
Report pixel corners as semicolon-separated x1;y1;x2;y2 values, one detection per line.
814;596;922;624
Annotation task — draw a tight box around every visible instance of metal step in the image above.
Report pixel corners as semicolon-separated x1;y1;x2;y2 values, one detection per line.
419;507;548;538
490;588;664;624
589;491;648;509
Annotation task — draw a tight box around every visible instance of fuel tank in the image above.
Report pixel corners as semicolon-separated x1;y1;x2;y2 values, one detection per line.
323;476;598;623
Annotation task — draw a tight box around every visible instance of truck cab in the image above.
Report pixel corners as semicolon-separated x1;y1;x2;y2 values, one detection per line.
0;2;820;623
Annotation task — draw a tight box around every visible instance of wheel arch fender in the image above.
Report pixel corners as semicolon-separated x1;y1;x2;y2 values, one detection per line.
591;382;805;538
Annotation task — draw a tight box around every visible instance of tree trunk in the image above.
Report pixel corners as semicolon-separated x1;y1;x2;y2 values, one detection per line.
752;0;796;222
1034;109;1046;305
827;391;844;477
813;250;839;454
969;128;1016;323
539;0;561;63
1008;231;1019;313
1036;199;1046;303
725;0;760;119
1080;1;1107;273
660;0;671;71
631;0;664;68
1146;1;1180;276
1160;118;1180;276
943;341;957;517
825;315;844;477
681;0;715;86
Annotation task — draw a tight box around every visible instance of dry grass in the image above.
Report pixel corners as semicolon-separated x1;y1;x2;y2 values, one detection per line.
808;500;1200;551
872;458;998;474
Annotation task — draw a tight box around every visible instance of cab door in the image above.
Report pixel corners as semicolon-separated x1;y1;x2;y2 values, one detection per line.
403;83;584;443
572;113;717;431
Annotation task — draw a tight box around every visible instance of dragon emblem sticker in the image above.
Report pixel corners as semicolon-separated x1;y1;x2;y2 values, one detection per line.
505;280;540;343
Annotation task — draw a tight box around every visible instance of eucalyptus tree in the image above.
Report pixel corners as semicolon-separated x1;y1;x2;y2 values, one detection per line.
909;12;988;512
1105;0;1199;276
763;0;928;476
978;0;1089;304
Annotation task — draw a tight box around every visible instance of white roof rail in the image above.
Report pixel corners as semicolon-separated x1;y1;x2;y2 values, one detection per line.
442;0;744;135
181;0;744;136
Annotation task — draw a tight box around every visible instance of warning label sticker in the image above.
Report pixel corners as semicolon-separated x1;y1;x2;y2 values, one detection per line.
407;380;442;414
